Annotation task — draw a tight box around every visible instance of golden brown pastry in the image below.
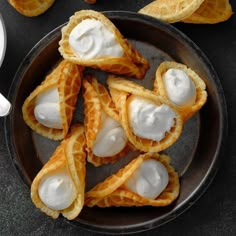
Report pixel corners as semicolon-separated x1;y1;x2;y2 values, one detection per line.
22;60;83;140
8;0;55;17
85;153;180;207
83;75;132;166
182;0;233;24
154;61;207;122
138;0;204;23
107;75;183;153
31;124;86;220
59;10;149;79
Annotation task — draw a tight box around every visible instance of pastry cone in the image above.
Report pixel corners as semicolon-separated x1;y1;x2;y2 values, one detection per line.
107;75;183;153
182;0;233;24
85;153;179;207
59;10;149;79
31;124;86;220
22;60;83;140
83;75;132;166
138;0;204;23
8;0;55;17
154;61;207;122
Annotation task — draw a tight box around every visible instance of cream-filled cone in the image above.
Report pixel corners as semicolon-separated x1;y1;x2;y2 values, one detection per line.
107;75;183;153
31;124;86;220
8;0;55;17
85;153;179;207
154;61;207;122
83;75;132;166
138;0;204;23
182;0;233;24
22;60;83;140
59;10;149;79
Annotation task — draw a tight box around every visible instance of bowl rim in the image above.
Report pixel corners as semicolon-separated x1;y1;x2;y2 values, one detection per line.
4;10;228;235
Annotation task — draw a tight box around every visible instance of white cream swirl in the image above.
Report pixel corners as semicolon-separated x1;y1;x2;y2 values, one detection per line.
69;19;124;59
124;159;169;199
38;167;77;210
34;87;63;129
92;112;127;157
128;95;176;142
163;68;196;107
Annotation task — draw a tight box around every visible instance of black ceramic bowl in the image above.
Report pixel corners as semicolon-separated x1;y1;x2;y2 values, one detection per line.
5;11;227;234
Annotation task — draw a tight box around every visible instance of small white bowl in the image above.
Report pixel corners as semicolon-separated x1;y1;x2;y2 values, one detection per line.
0;13;7;67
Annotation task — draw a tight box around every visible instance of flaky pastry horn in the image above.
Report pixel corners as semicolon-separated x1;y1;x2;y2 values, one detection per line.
83;75;132;166
85;153;180;207
22;60;83;140
31;124;86;220
154;61;207;122
107;75;183;153
59;10;149;79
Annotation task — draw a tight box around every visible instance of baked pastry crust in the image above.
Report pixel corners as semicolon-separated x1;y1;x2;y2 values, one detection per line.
31;124;86;220
107;75;183;152
85;153;180;207
182;0;233;24
154;61;207;122
59;10;149;79
22;60;83;140
138;0;204;23
8;0;55;17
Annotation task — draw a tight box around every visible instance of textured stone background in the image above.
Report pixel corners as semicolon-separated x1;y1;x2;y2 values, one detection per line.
0;0;236;235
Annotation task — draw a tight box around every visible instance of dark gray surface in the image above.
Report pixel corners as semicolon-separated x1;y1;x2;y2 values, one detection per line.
0;0;235;235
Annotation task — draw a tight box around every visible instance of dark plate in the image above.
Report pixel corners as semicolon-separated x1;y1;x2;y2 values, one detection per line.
5;11;227;234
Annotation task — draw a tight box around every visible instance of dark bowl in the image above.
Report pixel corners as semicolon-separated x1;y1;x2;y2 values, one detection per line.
4;11;227;234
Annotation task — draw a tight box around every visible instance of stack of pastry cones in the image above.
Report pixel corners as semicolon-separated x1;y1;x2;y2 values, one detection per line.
31;124;86;220
21;9;199;221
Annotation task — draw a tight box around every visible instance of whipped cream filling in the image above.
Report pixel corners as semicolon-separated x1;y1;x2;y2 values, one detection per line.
92;112;127;157
34;87;63;129
163;68;196;107
69;19;124;59
128;95;176;142
125;159;169;199
38;167;77;210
